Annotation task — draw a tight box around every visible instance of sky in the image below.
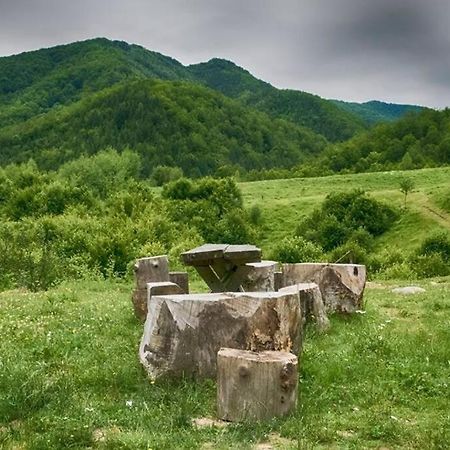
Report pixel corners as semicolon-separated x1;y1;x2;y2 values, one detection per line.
0;0;449;108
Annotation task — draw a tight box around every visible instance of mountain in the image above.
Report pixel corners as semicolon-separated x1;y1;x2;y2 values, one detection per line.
332;99;425;125
188;58;367;142
0;38;192;129
0;79;326;176
0;38;369;143
0;38;443;177
321;107;450;172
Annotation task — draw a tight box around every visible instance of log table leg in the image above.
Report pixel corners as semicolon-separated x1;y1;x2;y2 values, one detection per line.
217;348;298;422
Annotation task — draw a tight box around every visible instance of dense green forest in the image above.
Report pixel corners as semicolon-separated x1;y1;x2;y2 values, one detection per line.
189;58;367;141
0;79;326;176
0;37;447;179
322;108;450;173
331;99;425;126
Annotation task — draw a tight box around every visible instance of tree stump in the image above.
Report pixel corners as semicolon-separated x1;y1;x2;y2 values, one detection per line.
139;290;302;379
132;282;184;322
241;261;278;292
281;263;366;313
279;283;330;332
169;271;189;294
132;256;171;321
217;348;298;422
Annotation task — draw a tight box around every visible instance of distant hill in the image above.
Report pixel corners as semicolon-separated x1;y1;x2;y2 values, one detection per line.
0;79;326;176
332;99;425;125
0;38;192;128
188;58;366;142
0;38;444;176
321;108;450;172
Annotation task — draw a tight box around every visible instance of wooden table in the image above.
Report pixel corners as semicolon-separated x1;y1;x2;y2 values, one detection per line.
181;244;262;292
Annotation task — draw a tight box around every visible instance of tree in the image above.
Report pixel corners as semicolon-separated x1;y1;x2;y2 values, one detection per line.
399;178;415;208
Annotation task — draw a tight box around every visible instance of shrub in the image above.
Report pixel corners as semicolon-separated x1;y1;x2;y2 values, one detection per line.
328;241;369;265
418;232;450;262
410;254;450;279
297;190;397;252
271;236;324;263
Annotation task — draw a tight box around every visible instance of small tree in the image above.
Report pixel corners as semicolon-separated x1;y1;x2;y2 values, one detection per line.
399;178;415;208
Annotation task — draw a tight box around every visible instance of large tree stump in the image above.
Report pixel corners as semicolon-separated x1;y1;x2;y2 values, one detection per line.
281;263;366;313
132;256;170;320
217;348;298;422
139;290;302;379
279;283;330;332
241;261;278;292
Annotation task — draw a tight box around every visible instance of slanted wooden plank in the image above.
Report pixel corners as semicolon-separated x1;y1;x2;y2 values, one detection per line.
223;244;261;263
181;244;227;266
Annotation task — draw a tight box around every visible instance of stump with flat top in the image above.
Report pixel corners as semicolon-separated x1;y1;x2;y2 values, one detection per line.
139;290;302;379
281;263;366;313
217;348;298;422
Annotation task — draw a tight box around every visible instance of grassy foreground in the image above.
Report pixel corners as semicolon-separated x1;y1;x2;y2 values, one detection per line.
1;277;449;449
240;167;450;255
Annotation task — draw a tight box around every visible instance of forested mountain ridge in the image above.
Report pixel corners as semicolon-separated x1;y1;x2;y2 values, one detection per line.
321;108;450;173
0;79;327;176
0;37;443;177
332;99;426;125
188;58;367;142
0;38;192;128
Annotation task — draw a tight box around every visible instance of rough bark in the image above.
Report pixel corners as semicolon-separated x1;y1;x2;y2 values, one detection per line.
241;261;278;292
281;263;366;313
139;291;302;379
217;348;298;422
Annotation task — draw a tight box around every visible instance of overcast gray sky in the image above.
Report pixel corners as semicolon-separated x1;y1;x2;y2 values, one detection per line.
0;0;449;108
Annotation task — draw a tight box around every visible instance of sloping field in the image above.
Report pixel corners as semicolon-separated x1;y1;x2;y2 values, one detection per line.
240;167;450;255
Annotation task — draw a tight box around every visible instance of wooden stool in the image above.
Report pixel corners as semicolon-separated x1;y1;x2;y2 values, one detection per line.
217;348;298;422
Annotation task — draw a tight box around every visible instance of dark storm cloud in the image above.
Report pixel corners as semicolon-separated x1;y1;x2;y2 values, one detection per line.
0;0;448;107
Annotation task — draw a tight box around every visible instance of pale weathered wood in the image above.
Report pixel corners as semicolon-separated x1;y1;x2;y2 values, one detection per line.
132;281;183;321
139;290;302;379
217;348;298;422
281;263;366;313
241;261;278;292
169;271;189;294
279;283;330;332
134;256;169;289
181;244;261;292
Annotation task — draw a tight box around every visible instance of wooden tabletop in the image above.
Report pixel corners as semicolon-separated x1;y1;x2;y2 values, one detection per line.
181;244;261;266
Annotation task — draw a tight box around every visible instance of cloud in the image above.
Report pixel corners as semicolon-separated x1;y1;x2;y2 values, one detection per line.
0;0;448;107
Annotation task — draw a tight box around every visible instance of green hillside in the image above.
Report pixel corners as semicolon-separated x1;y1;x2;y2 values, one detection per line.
0;38;191;129
320;108;450;173
0;79;326;176
241;167;450;257
189;58;367;141
332;99;425;125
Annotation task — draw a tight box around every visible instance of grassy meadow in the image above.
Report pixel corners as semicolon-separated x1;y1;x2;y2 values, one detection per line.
1;167;450;449
241;167;450;255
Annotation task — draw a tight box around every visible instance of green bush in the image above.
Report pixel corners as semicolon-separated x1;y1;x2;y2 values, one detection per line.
271;236;324;263
410;254;450;279
328;241;369;265
418;232;450;262
297;190;397;252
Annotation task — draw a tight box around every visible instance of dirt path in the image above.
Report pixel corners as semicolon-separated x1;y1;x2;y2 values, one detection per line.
413;192;450;230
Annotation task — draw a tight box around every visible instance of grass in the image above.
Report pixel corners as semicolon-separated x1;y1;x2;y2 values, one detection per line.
240;167;450;256
1;277;449;449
